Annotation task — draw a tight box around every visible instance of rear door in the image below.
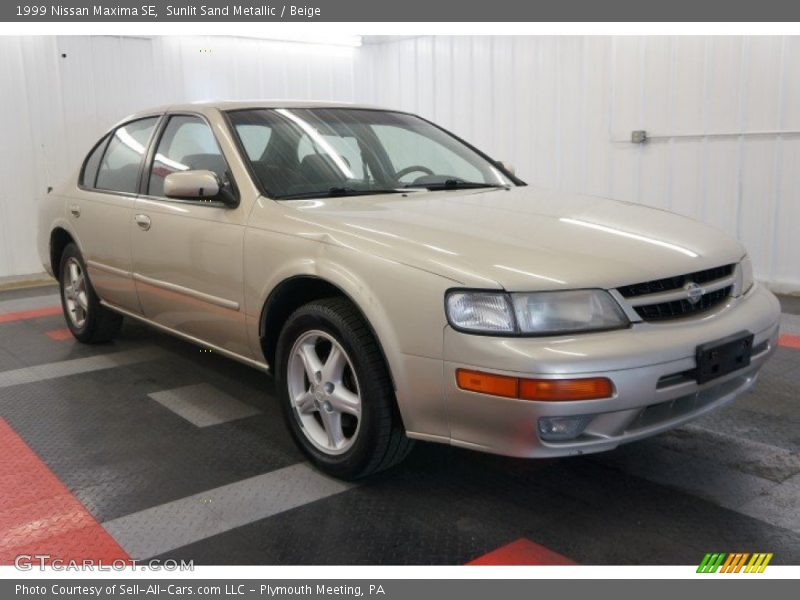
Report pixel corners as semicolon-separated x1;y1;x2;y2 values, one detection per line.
130;112;251;358
71;116;160;312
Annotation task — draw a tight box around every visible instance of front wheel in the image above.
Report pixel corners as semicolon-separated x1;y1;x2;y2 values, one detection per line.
275;297;413;479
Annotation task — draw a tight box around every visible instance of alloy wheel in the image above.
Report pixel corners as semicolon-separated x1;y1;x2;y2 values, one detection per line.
63;257;89;329
287;330;362;455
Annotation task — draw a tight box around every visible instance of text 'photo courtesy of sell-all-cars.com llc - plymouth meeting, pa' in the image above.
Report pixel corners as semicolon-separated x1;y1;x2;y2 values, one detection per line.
38;101;781;480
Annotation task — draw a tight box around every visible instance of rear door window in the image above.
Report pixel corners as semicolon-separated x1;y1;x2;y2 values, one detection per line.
95;118;159;194
80;134;110;188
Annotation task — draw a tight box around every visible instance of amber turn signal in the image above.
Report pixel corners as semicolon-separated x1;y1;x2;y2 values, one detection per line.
456;369;613;401
518;377;613;401
455;369;518;398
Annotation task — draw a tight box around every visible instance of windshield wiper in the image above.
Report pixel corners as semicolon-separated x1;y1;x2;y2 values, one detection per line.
403;179;510;191
280;187;409;200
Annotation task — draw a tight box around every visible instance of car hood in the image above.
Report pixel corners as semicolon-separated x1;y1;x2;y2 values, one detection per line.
274;186;745;291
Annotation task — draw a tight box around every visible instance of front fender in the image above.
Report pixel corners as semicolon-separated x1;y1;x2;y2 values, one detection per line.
243;229;453;438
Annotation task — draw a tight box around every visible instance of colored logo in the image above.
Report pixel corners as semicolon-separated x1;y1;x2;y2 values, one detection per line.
697;552;773;573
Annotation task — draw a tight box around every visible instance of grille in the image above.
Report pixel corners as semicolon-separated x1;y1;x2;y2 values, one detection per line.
618;264;735;322
617;264;734;298
634;286;732;320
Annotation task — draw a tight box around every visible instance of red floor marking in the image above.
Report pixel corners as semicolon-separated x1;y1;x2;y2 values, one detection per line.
467;538;576;566
46;328;73;341
0;305;62;324
778;334;800;350
0;419;129;565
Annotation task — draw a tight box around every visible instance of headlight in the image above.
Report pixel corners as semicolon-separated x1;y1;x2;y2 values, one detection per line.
445;291;516;333
736;255;754;296
511;290;629;334
446;289;629;335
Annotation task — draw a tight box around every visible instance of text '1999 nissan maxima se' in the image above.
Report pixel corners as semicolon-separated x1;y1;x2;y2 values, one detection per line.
38;102;781;479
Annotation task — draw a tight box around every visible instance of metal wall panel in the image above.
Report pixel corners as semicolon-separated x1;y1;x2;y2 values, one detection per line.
358;35;800;292
2;35;798;293
0;36;358;278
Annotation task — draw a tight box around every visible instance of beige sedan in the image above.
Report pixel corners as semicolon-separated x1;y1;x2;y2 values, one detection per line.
38;102;781;478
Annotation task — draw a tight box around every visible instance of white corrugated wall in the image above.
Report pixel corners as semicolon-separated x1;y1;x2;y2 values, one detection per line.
0;35;358;278
357;35;800;293
1;35;798;291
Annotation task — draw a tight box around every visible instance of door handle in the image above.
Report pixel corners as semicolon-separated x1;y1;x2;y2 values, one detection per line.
135;214;151;231
69;204;81;218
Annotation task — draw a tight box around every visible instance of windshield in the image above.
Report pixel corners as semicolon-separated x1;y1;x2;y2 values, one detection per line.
226;108;517;199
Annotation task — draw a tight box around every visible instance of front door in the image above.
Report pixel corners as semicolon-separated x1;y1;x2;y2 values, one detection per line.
130;113;250;358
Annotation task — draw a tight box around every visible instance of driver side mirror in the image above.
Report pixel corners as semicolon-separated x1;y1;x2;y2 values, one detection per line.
496;161;515;176
164;170;237;206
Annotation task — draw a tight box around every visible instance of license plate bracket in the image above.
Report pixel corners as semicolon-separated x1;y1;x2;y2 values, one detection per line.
695;331;754;384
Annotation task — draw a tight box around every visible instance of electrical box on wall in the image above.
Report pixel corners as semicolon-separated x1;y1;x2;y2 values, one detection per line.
631;130;648;144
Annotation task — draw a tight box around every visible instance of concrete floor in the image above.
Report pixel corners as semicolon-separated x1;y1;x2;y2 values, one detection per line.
0;284;798;565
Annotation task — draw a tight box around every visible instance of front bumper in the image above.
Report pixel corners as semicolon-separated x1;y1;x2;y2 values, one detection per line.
442;283;781;458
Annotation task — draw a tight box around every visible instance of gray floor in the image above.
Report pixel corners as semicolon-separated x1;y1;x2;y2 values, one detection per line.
0;284;798;565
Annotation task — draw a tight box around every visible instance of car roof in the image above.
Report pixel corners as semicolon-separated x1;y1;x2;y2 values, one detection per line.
125;100;391;119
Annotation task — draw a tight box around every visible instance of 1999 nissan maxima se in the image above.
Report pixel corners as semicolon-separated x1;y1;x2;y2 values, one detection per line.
38;102;781;479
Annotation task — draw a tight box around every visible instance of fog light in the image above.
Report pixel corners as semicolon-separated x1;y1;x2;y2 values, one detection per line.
537;415;593;441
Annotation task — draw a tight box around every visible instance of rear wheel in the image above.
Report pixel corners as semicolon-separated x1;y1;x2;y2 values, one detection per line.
59;243;122;343
276;297;413;479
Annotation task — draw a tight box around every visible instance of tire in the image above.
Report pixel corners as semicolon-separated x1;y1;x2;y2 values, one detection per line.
275;297;414;479
58;243;123;343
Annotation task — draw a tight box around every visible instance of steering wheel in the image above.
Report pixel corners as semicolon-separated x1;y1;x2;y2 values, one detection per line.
395;165;434;180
